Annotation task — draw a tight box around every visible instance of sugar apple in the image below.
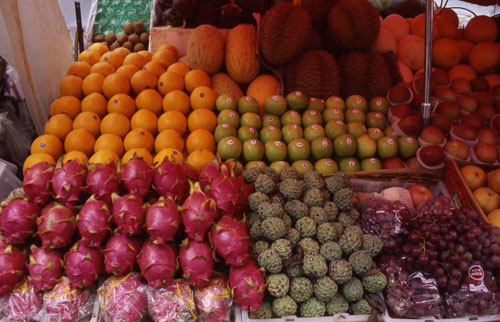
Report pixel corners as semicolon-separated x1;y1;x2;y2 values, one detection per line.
262;166;279;183
317;222;339;244
298;237;320;254
255;174;275;194
267;273;289;297
362;270;387;293
334;188;353;211
324;201;339;222
320;242;342;262
243;167;262;184
282;213;292;230
258;249;282;274
342;278;363;302
362;234;383;257
279;179;303;199
289;277;314;303
295;216;316;238
314;276;338;302
303;253;328;278
350;299;372;315
349;250;373;275
326;294;349;315
249;222;262;241
251;240;269;257
338;209;360;227
254;301;272;319
286;264;304;278
272;296;297;317
304;171;325;190
284;199;308;219
249;192;269;212
329;259;353;284
280;166;300;181
339;226;362;255
285;227;301;246
258;201;283;220
303;188;324;208
261;217;286;241
271;239;292;259
300;297;326;317
309;207;328;225
325;172;348;195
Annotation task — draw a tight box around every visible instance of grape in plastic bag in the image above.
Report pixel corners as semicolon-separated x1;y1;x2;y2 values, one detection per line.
98;272;148;322
147;279;197;322
6;281;43;322
194;276;232;322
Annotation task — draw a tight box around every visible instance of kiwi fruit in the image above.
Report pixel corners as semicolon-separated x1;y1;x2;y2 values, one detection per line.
128;34;139;45
123;41;133;51
93;34;105;42
139;32;149;45
134;43;145;52
105;32;116;45
110;42;121;50
117;33;128;45
134;21;145;34
123;22;134;35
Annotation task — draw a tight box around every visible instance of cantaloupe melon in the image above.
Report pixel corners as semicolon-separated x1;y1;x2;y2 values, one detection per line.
186;25;224;75
211;73;244;99
225;24;260;84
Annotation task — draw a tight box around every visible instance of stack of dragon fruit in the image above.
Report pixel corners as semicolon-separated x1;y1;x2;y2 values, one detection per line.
0;157;267;321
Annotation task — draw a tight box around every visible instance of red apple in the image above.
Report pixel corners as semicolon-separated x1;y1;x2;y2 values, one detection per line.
390;104;413;119
473;91;495;106
461;113;484;130
420;125;445;144
419;145;444;166
437;101;461;120
453;124;478;141
433;88;457;102
414;74;437;94
451;78;472;95
411;93;424;111
478;105;497;122
432;69;450;87
382;157;406;169
491;116;500;133
474;143;498;164
477;127;499;145
445;140;470;160
406;156;425;170
492;84;500;96
388;83;412;103
430;114;452;133
408;184;434;208
399;115;423;136
470;77;490;92
457;95;478;113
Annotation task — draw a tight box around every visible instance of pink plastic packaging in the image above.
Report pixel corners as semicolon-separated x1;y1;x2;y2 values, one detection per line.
147;279;197;322
7;281;43;321
194;276;233;322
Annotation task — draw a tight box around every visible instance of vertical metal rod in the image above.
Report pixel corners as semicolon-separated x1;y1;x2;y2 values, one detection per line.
422;0;434;128
75;1;84;55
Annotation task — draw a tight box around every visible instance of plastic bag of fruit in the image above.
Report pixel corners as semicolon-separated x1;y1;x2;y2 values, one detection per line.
98;272;148;322
147;279;197;322
194;276;232;322
1;281;43;322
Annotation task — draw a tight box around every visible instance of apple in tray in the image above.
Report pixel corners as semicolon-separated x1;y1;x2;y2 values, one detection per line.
461;165;487;190
473;143;498;164
408;184;434;208
445;140;470;161
419;126;445;145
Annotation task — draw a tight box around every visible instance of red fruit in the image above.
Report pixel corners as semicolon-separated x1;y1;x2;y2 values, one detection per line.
180;163;199;181
104;232;141;276
111;193;146;236
85;163;119;202
65;241;103;288
206;176;240;217
77;195;111;247
398;114;423;136
22;162;54;206
51;159;87;207
194;277;232;322
179;238;213;286
473;91;495;106
42;277;92;321
390;104;412;119
453;124;478;141
419;145;444;166
153;159;189;202
137;240;177;288
233;175;254;215
36;202;76;250
430;114;452;133
146;196;181;244
7;281;43;321
461;113;484;129
228;258;265;311
28;245;63;292
120;157;153;197
181;182;216;241
420;125;444;144
199;160;231;190
474;143;498;164
0;197;38;245
148;279;195;322
210;216;249;267
383;157;406;169
470;77;490;92
478;105;497;121
478;127;499;145
436;101;461;120
0;244;25;295
433;87;456;102
451;77;472;95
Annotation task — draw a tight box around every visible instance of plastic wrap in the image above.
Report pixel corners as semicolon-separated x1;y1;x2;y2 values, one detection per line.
147;279;197;322
0;281;43;322
0;112;31;168
98;272;148;322
194;276;232;322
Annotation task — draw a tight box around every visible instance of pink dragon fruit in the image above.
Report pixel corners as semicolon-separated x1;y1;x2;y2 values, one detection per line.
137;240;177;288
120;157;153;196
179;238;213;286
0;244;25;295
198;160;231;190
65;241;103;288
181;182;216;241
99;273;148;322
153;159;189;202
28;245;63;292
104;232;141;276
37;202;76;250
233;175;253;215
228;258;265;311
85;163;119;202
7;280;43;321
147;279;196;322
111;193;146;236
0;197;38;245
51;159;87;206
76;195;111;247
206;176;240;217
22;162;54;206
195;276;232;322
180;163;198;181
146;197;180;244
210;216;250;267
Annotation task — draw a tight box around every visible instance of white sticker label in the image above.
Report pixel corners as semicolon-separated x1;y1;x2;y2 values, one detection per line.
222;124;229;128
469;265;484;281
322;140;328;147
388;138;394;144
227;140;234;145
296;91;301;97
347;138;352;145
407;137;414;143
275;141;282;146
272;95;279;100
296;142;304;148
349;161;355;167
250;139;257;144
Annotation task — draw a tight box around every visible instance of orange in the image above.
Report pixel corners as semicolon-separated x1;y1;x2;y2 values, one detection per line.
113;47;131;60
190;86;217;110
143;61;166;77
156;44;179;55
131;109;158;135
187;108;217;132
432;38;461;70
23;153;56;171
90;61;116;77
137;50;153;62
100;113;130;139
124;128;155;152
152;48;178;68
397;34;425;71
158;110;187;135
123;53;147;69
64;129;96;156
153;148;184;165
465;15;498;43
78;49;101;66
162;89;190;114
135;89;163;115
50;96;81;119
456;40;474;63
116;65;139;80
88;42;109;56
122;148;153;166
449;64;477;81
62;151;88;164
130;70;157;94
410;13;440;40
73;111;101;138
67;61;91;79
81;92;107;118
102;73;131;99
157;71;184;95
94;133;124;157
30;134;63;159
155;129;184;153
59;75;83;98
100;51;124;69
186;129;216;153
167;62;190;77
186;148;216;173
89;149;119;165
184;69;210;93
107;93;136;118
82;73;105;96
469;42;500;75
44;114;73;140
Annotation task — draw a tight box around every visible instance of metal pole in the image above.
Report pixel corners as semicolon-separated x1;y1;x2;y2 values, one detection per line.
75;1;84;56
422;0;434;128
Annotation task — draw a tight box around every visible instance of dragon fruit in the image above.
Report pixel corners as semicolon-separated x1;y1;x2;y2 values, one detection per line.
76;195;111;247
99;273;148;322
28;245;63;292
146;197;180;244
37;202;76;250
22;162;54;206
0;197;38;245
233;175;253;215
51;159;87;206
181;182;216;241
198;160;231;190
104;232;141;276
137;240;177;288
210;215;250;266
0;244;25;295
147;279;196;322
195;276;232;322
65;241;103;288
7;281;43;321
180;163;198;181
179;238;213;286
120;157;153;197
228;258;265;311
85;163;119;202
111;193;146;236
206;176;240;217
153;159;189;202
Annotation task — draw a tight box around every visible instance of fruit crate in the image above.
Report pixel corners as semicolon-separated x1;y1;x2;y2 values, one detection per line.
383;311;500;322
240;308;374;322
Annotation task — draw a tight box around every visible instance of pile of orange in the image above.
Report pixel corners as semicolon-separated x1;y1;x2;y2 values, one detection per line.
25;42;219;173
